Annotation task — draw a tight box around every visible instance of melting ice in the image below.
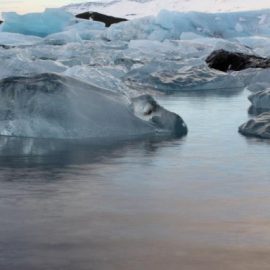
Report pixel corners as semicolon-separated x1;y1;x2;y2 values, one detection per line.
0;8;270;139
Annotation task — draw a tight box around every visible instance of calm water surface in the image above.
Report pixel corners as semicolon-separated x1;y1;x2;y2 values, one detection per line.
0;89;270;270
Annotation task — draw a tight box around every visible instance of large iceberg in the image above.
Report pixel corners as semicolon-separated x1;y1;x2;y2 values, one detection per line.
0;73;187;139
1;9;74;37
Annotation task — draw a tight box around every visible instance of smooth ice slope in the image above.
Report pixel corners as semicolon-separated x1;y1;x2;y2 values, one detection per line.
0;73;187;139
2;9;74;37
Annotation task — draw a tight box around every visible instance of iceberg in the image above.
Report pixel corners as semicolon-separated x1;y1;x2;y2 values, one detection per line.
1;9;74;37
0;73;187;139
239;112;270;139
248;89;270;114
123;60;244;92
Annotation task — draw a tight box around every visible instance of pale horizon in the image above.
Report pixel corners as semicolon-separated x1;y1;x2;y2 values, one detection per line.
0;0;267;15
0;0;95;14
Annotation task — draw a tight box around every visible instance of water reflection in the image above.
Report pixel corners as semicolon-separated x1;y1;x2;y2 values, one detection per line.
1;90;270;270
0;135;185;169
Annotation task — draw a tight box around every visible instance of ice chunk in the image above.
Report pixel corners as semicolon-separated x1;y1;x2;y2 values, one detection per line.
235;36;270;57
44;30;82;45
1;9;74;37
0;73;187;139
0;32;42;46
65;20;106;40
0;48;66;80
239;112;270;139
123;60;244;92
237;69;270;92
248;89;270;114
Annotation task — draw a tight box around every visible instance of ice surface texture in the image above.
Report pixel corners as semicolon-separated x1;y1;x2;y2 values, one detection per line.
248;89;270;114
239;113;270;139
104;9;270;41
1;9;74;37
2;9;270;41
0;73;187;139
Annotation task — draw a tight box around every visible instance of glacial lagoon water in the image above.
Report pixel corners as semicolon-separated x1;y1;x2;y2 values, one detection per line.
0;89;270;270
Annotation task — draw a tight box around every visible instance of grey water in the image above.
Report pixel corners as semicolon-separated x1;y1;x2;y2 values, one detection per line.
0;89;270;270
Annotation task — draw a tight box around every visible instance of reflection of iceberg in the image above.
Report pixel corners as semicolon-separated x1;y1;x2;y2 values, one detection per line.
0;135;183;168
2;9;74;37
0;73;187;139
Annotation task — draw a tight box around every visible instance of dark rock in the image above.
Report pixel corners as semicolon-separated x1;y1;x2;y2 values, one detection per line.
75;12;128;27
0;20;3;25
206;49;270;72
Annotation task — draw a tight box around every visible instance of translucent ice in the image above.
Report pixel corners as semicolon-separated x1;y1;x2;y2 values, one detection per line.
123;60;244;92
104;9;270;41
0;73;187;139
1;9;74;37
239;112;270;139
249;88;270;113
0;32;42;46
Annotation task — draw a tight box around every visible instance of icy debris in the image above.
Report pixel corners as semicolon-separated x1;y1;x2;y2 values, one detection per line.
1;9;74;37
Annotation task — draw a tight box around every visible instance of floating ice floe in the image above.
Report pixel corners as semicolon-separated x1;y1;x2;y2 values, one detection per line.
239;112;270;139
0;73;187;139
